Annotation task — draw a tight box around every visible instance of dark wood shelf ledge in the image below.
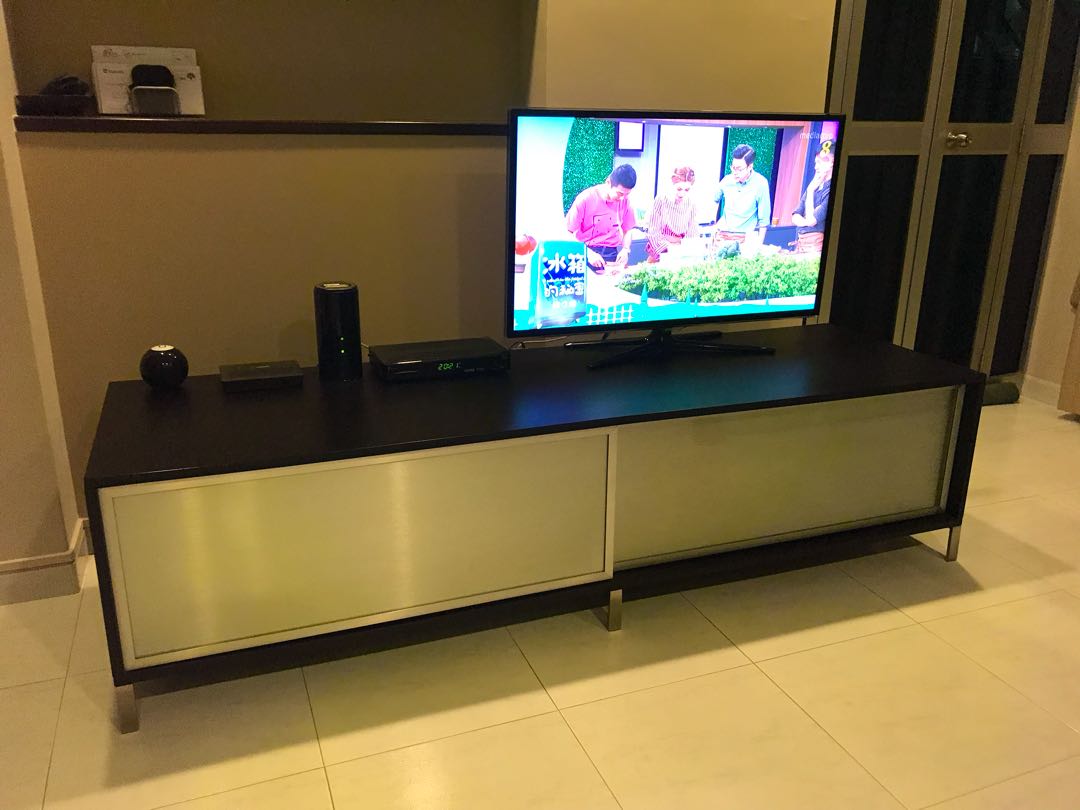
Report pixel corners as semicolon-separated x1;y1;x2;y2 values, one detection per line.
14;115;509;136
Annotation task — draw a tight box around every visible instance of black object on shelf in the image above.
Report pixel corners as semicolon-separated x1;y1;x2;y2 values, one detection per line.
575;328;775;371
369;337;510;381
139;344;188;388
220;360;303;392
314;282;363;381
15;95;95;116
129;64;181;116
16;73;94;116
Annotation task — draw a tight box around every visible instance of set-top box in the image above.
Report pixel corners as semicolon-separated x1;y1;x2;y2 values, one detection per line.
368;337;510;381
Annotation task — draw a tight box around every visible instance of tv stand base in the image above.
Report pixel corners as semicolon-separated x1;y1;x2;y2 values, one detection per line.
604;589;623;631
946;524;962;562
116;684;139;734
574;328;775;370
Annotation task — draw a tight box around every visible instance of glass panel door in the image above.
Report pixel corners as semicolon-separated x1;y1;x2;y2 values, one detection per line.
978;0;1075;373
828;0;1070;372
913;154;1007;363
1036;0;1080;123
821;0;952;341
829;156;920;341
991;154;1063;374
949;0;1030;123
853;0;942;121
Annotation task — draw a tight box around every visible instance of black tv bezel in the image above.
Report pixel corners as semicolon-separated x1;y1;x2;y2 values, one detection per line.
504;107;846;339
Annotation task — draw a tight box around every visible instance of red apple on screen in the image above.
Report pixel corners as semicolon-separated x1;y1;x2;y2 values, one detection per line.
515;234;537;255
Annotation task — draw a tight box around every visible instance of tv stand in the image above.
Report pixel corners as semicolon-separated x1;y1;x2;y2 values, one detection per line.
84;325;983;731
579;328;774;370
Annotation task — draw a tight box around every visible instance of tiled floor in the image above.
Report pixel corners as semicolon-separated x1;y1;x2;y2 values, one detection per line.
3;398;1080;809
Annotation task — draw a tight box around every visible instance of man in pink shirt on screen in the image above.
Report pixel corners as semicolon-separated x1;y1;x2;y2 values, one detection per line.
566;163;638;274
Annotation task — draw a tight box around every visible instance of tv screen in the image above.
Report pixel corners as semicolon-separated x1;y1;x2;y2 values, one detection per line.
507;109;844;337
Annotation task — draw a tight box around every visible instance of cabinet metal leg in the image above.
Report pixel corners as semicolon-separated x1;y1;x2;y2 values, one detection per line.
605;589;623;631
945;525;961;562
115;684;139;733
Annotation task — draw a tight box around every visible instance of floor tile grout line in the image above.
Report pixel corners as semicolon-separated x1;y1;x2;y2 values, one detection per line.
322;708;561;770
506;620;625;808
39;585;87;810
502;618;763;716
0;673;68;692
976;426;1080;444
953;536;1080;584
686;589;1080;806
913;587;1074;626
553;661;759;712
675;589;751;659
300;678;336;810
965;470;1080;509
941;497;1080;579
747;622;919;665
750;659;910;809
322;765;336;810
832;559;921;619
38;682;71;810
920;607;1080;737
965;493;1053;510
554;709;626;810
960;551;1072;584
503;624;559;709
679;574;917;666
316;659;766;773
833;556;912;614
682;570;928;665
145;768;329;810
965;491;1042;512
917;752;1080;809
299;666;327;767
832;560;959;630
833;545;1061;626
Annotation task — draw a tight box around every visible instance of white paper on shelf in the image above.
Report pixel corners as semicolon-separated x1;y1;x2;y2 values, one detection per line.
92;62;206;116
91;45;198;66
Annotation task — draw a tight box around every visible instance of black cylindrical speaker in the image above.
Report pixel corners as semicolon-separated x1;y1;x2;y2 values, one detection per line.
314;281;363;380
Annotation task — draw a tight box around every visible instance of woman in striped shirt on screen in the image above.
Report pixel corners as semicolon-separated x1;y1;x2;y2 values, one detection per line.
646;166;699;263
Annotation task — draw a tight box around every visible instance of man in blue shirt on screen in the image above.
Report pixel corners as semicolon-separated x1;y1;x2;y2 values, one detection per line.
713;144;771;255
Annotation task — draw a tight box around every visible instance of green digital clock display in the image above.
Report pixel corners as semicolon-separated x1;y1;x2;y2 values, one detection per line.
437;362;460;372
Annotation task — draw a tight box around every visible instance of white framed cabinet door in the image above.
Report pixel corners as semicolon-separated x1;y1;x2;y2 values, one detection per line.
614;388;959;566
99;431;612;669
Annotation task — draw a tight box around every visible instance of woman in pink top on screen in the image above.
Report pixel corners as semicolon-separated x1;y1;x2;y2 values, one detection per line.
566;163;638;274
646;166;698;263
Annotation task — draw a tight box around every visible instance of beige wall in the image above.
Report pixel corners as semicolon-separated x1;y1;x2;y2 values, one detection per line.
0;148;66;560
0;2;75;588
533;0;835;111
1024;92;1080;394
9;0;529;121
19;133;508;512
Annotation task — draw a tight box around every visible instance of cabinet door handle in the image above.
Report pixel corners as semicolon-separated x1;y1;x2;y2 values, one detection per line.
945;131;972;149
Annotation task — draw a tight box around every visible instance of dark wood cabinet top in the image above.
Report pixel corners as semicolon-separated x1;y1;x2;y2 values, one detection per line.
85;325;983;488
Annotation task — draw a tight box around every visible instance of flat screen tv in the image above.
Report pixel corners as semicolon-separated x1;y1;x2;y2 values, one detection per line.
506;109;844;347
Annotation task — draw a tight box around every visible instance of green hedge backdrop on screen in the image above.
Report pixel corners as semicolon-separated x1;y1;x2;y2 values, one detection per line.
562;118;616;215
723;127;778;185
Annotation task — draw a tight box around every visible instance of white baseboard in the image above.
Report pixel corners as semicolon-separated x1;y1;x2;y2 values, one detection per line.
0;518;87;604
1020;374;1063;407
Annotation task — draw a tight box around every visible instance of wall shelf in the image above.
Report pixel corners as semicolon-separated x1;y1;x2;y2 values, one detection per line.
14;116;509;137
